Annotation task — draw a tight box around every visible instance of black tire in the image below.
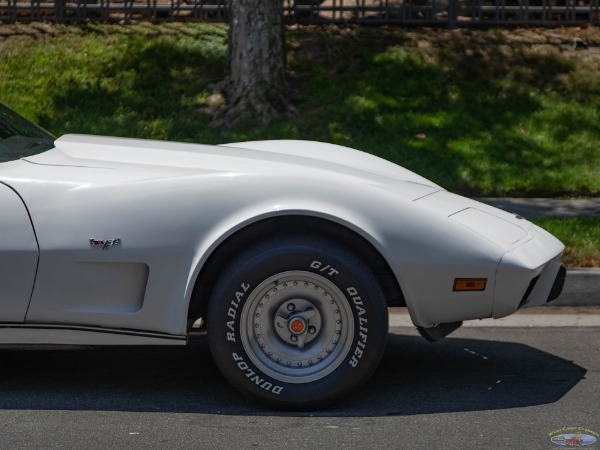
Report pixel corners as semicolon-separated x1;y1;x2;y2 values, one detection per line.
207;232;388;409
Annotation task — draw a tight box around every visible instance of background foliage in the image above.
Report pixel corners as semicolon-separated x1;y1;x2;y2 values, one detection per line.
1;22;599;197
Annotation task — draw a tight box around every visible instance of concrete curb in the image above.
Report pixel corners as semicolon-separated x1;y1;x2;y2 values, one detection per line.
551;268;600;307
389;307;600;328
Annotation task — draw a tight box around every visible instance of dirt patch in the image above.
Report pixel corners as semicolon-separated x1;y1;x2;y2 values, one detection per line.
1;21;600;44
0;22;69;39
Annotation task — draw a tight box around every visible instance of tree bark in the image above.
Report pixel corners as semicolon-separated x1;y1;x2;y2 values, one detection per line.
211;0;297;128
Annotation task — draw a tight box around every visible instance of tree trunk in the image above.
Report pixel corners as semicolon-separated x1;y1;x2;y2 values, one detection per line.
212;0;297;128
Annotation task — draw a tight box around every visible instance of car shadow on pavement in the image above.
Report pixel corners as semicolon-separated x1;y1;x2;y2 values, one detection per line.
0;332;585;417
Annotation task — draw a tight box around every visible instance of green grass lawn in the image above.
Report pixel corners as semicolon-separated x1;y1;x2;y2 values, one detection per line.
1;23;599;197
531;217;600;268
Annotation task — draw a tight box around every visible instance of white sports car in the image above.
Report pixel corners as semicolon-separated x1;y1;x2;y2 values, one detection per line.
0;103;565;409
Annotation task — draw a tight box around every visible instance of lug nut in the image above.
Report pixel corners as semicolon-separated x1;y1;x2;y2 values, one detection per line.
291;335;298;342
287;303;296;312
308;326;317;334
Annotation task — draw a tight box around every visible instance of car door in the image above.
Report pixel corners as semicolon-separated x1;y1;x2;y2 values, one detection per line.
0;182;39;322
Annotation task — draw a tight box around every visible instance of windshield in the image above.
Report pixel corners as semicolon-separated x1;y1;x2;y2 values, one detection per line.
0;103;55;163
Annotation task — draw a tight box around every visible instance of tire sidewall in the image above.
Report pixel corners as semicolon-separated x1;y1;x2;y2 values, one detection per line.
208;239;388;408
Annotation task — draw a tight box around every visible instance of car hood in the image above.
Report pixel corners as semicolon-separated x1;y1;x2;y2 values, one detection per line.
23;135;441;194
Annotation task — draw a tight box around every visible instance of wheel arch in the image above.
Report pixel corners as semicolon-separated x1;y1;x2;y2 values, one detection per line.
187;215;405;332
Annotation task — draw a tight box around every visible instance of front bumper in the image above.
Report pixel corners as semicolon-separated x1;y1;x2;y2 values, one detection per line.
493;224;565;319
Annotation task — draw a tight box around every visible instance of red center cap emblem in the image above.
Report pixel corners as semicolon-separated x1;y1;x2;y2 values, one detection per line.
290;318;305;334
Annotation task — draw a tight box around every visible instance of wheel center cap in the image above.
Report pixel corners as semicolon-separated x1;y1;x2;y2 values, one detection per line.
289;317;306;335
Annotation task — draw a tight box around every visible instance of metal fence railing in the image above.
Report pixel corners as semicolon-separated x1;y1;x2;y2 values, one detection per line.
1;0;599;26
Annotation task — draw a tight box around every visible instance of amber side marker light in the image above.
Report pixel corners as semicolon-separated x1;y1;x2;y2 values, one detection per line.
453;278;487;292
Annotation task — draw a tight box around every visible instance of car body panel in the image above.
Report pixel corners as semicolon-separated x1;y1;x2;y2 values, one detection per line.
0;182;38;322
494;225;565;318
0;132;565;341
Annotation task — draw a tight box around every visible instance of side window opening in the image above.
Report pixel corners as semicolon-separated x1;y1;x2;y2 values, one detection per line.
0;104;55;163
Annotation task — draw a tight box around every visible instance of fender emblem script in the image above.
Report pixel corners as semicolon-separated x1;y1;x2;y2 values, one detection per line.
90;238;121;250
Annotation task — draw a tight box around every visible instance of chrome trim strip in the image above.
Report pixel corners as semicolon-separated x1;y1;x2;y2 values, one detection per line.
0;324;186;346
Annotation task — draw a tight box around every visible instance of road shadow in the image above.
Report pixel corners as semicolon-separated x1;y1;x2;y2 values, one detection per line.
0;332;585;417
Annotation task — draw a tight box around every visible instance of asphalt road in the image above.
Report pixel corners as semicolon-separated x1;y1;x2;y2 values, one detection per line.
0;326;598;449
476;197;600;218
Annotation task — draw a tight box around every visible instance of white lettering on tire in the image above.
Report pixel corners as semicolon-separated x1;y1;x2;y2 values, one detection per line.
347;286;368;368
225;282;251;343
310;260;340;277
231;353;284;394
